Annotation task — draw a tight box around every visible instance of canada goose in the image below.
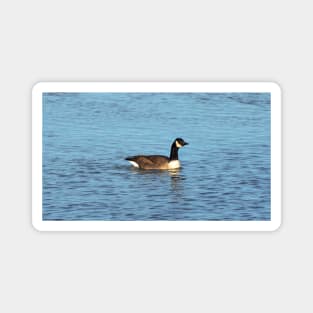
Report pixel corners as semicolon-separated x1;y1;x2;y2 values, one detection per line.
125;138;189;170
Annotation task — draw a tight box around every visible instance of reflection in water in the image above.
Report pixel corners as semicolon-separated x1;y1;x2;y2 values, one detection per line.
129;167;185;195
168;169;185;193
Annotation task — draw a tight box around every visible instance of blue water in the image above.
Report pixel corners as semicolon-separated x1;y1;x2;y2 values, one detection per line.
42;92;271;221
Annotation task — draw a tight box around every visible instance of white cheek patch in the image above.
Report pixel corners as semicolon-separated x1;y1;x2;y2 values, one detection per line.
176;141;183;148
128;161;139;168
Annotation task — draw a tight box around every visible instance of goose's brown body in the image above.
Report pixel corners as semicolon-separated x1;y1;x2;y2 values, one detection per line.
126;155;180;170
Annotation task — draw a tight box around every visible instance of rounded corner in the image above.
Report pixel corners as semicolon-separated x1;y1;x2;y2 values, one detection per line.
269;82;282;95
32;82;45;95
269;218;282;232
32;219;44;232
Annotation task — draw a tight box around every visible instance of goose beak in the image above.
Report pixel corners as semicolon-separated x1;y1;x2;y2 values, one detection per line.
184;142;189;146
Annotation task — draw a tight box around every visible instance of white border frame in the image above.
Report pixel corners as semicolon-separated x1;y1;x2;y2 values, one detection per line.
32;82;281;231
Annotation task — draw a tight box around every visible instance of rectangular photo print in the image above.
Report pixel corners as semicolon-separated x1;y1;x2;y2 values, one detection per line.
32;82;281;231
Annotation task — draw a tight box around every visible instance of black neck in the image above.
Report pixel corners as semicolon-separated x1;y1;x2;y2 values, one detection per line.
170;143;179;161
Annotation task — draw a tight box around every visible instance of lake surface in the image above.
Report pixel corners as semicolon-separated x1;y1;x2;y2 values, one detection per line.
42;92;271;221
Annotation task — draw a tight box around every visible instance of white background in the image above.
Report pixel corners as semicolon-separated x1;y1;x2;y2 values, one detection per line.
0;1;311;312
